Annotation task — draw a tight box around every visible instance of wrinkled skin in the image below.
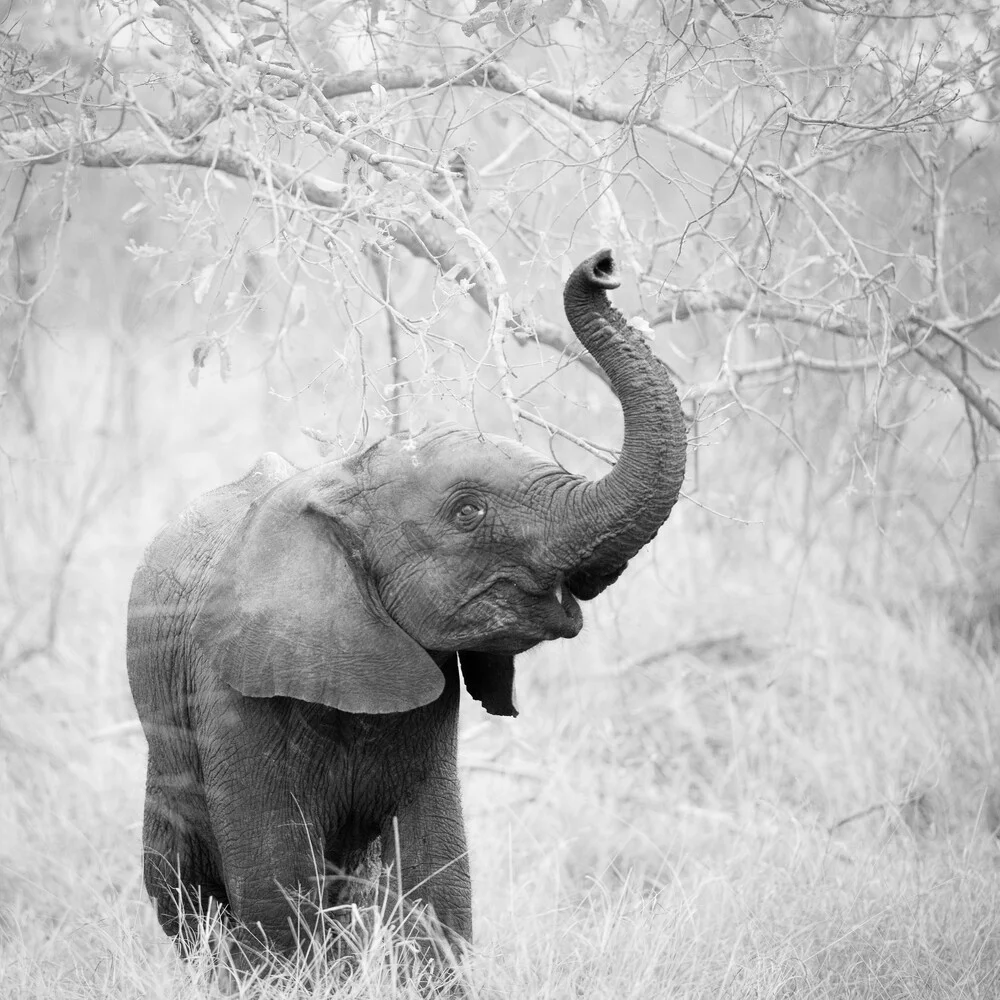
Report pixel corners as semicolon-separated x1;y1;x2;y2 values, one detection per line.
126;250;687;968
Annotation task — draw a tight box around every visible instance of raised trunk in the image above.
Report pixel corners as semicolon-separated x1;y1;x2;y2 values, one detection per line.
556;249;687;599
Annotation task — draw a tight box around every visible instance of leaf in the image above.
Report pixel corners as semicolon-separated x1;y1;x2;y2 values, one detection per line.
192;339;212;369
121;201;148;224
914;254;935;282
0;229;14;276
462;10;496;35
190;339;212;388
533;0;572;28
125;240;168;258
646;43;667;82
287;285;308;328
192;264;216;304
496;0;532;36
579;0;611;38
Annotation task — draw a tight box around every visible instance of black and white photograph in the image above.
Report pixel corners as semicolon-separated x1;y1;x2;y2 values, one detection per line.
2;1;1000;996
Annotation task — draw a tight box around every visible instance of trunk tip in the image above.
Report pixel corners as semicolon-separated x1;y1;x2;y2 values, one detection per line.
578;248;621;291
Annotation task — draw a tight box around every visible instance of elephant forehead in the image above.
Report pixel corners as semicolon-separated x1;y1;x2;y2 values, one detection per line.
377;426;551;491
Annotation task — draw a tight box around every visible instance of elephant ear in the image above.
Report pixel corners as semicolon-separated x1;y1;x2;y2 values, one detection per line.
191;478;445;714
459;651;518;717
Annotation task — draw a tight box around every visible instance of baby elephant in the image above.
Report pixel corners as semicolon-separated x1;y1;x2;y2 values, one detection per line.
127;249;686;968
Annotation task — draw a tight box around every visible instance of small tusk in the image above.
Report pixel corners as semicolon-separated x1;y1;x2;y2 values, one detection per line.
554;583;563;605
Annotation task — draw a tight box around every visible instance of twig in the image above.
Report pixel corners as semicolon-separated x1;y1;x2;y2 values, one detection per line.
828;802;887;834
915;344;1000;434
366;246;404;435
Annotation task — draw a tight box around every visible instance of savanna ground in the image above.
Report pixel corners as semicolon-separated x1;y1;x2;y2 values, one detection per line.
4;1;1000;997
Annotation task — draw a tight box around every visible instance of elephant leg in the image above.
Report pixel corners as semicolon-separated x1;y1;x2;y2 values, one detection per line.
380;773;472;953
141;764;230;956
212;812;328;964
202;761;342;964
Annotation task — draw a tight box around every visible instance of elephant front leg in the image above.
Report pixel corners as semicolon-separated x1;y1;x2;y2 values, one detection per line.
380;774;472;953
213;815;336;967
140;763;232;956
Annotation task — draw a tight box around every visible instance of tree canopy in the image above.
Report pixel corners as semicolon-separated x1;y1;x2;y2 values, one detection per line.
3;0;1000;590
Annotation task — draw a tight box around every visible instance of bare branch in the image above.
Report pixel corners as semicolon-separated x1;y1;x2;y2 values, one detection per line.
915;344;1000;434
0;122;347;208
651;287;864;340
365;246;404;436
689;343;917;400
246;59;787;198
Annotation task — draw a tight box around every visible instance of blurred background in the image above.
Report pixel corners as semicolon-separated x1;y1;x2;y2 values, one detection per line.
3;1;1000;996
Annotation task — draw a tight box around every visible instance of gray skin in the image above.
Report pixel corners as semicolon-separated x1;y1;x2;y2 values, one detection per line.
127;249;687;965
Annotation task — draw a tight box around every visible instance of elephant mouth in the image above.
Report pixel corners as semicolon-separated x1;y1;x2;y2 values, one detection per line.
564;563;628;602
551;581;581;619
446;573;583;651
519;579;582;639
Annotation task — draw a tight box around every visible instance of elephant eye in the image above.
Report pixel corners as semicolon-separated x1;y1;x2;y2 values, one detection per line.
454;499;487;530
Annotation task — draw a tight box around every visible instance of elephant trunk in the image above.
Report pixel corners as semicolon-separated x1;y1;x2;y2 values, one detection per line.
554;249;687;599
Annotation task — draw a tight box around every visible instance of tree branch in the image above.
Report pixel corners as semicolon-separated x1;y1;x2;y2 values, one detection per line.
247;59;786;198
914;344;1000;434
650;280;1000;427
0;120;609;386
690;342;917;399
0;122;347;207
651;287;864;340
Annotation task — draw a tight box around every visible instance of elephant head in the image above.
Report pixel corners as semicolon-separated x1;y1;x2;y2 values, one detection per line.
190;249;686;717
